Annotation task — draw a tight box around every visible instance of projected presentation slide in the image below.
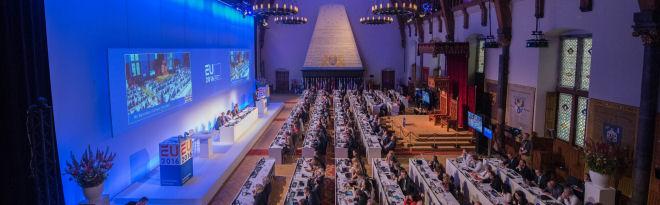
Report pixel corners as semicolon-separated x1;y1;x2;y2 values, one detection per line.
467;111;483;132
124;52;193;124
230;50;250;81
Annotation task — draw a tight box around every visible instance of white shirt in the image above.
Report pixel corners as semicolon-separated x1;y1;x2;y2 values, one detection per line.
561;194;581;205
473;161;484;173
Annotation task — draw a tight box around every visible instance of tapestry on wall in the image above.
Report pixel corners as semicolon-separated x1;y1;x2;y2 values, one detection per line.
505;83;535;134
603;123;623;145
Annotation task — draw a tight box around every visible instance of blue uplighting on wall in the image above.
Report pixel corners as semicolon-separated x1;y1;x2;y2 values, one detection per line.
44;0;255;204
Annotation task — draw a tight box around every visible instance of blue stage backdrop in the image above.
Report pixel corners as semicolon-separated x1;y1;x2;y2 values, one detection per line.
44;0;254;204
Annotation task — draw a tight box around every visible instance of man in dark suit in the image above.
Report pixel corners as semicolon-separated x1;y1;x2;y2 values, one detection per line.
515;160;535;182
304;187;320;205
354;189;368;205
253;184;267;205
503;153;519;170
543;180;564;199
382;135;396;154
397;170;416;196
534;169;551;189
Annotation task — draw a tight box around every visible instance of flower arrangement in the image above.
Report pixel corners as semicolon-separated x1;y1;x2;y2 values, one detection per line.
584;140;627;175
65;146;116;188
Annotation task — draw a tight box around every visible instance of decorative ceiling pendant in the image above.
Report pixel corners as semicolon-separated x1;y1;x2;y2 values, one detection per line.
274;16;308;25
359;16;394;25
252;2;299;16
371;1;417;16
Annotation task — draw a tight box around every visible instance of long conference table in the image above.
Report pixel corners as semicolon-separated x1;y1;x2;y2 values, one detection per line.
269;90;313;164
445;158;562;205
302;91;328;158
408;158;460;205
284;158;315;205
348;91;382;162
232;158;276;205
335;158;353;205
371;158;405;205
219;107;258;143
389;90;408;108
333;91;350;159
374;90;399;115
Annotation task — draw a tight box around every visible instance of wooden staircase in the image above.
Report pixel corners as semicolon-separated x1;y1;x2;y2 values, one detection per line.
382;117;475;153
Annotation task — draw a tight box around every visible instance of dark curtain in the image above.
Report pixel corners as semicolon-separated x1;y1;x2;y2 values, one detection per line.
446;54;472;128
0;0;63;204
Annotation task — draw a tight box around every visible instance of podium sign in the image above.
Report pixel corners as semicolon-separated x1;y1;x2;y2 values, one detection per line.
159;136;193;186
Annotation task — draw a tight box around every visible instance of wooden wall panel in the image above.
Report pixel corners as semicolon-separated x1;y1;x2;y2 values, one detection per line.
585;98;639;197
552;140;584;179
648;113;660;203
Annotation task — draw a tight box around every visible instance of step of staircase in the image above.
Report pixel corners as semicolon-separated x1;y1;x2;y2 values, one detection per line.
395;145;476;152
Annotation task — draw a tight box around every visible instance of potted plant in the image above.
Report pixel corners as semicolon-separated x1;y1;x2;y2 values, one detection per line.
584;140;626;187
65;146;116;203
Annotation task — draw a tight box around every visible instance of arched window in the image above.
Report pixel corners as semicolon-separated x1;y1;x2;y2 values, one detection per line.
556;35;592;147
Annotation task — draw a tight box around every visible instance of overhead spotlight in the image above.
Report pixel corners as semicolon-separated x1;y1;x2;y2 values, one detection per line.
482;35;499;48
483;0;499;48
526;31;548;48
526;0;548;48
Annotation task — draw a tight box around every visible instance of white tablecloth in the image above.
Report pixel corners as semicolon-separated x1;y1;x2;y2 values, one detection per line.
484;159;562;205
232;158;276;204
285;158;315;205
219;107;257;143
445;158;504;205
302;91;329;158
347;91;382;162
371;158;405;205
335;158;354;205
269;90;314;164
408;158;459;205
375;90;399;115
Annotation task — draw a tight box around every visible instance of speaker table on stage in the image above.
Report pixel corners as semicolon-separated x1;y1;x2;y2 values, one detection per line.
159;136;193;186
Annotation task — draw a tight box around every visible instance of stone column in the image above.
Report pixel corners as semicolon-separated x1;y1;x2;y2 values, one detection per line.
631;10;660;205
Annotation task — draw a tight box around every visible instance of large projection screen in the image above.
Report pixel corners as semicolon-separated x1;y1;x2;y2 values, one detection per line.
108;48;253;136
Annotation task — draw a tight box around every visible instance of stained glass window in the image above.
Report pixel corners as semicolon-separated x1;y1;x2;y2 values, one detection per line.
556;36;591;147
560;38;578;88
557;93;573;142
477;40;485;73
575;97;588;147
579;38;592;91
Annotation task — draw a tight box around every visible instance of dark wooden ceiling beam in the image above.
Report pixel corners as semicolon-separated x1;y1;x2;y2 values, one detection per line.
439;0;456;41
638;0;660;10
493;0;512;45
479;1;488;26
461;8;469;29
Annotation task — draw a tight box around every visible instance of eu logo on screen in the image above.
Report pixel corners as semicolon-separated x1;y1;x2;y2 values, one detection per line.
204;63;221;84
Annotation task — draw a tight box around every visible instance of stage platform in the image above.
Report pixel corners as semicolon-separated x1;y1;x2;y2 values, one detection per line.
113;103;284;205
385;115;475;152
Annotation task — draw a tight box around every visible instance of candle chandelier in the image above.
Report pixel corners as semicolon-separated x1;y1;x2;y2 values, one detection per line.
252;1;299;16
360;16;394;25
274;16;308;25
371;1;418;16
